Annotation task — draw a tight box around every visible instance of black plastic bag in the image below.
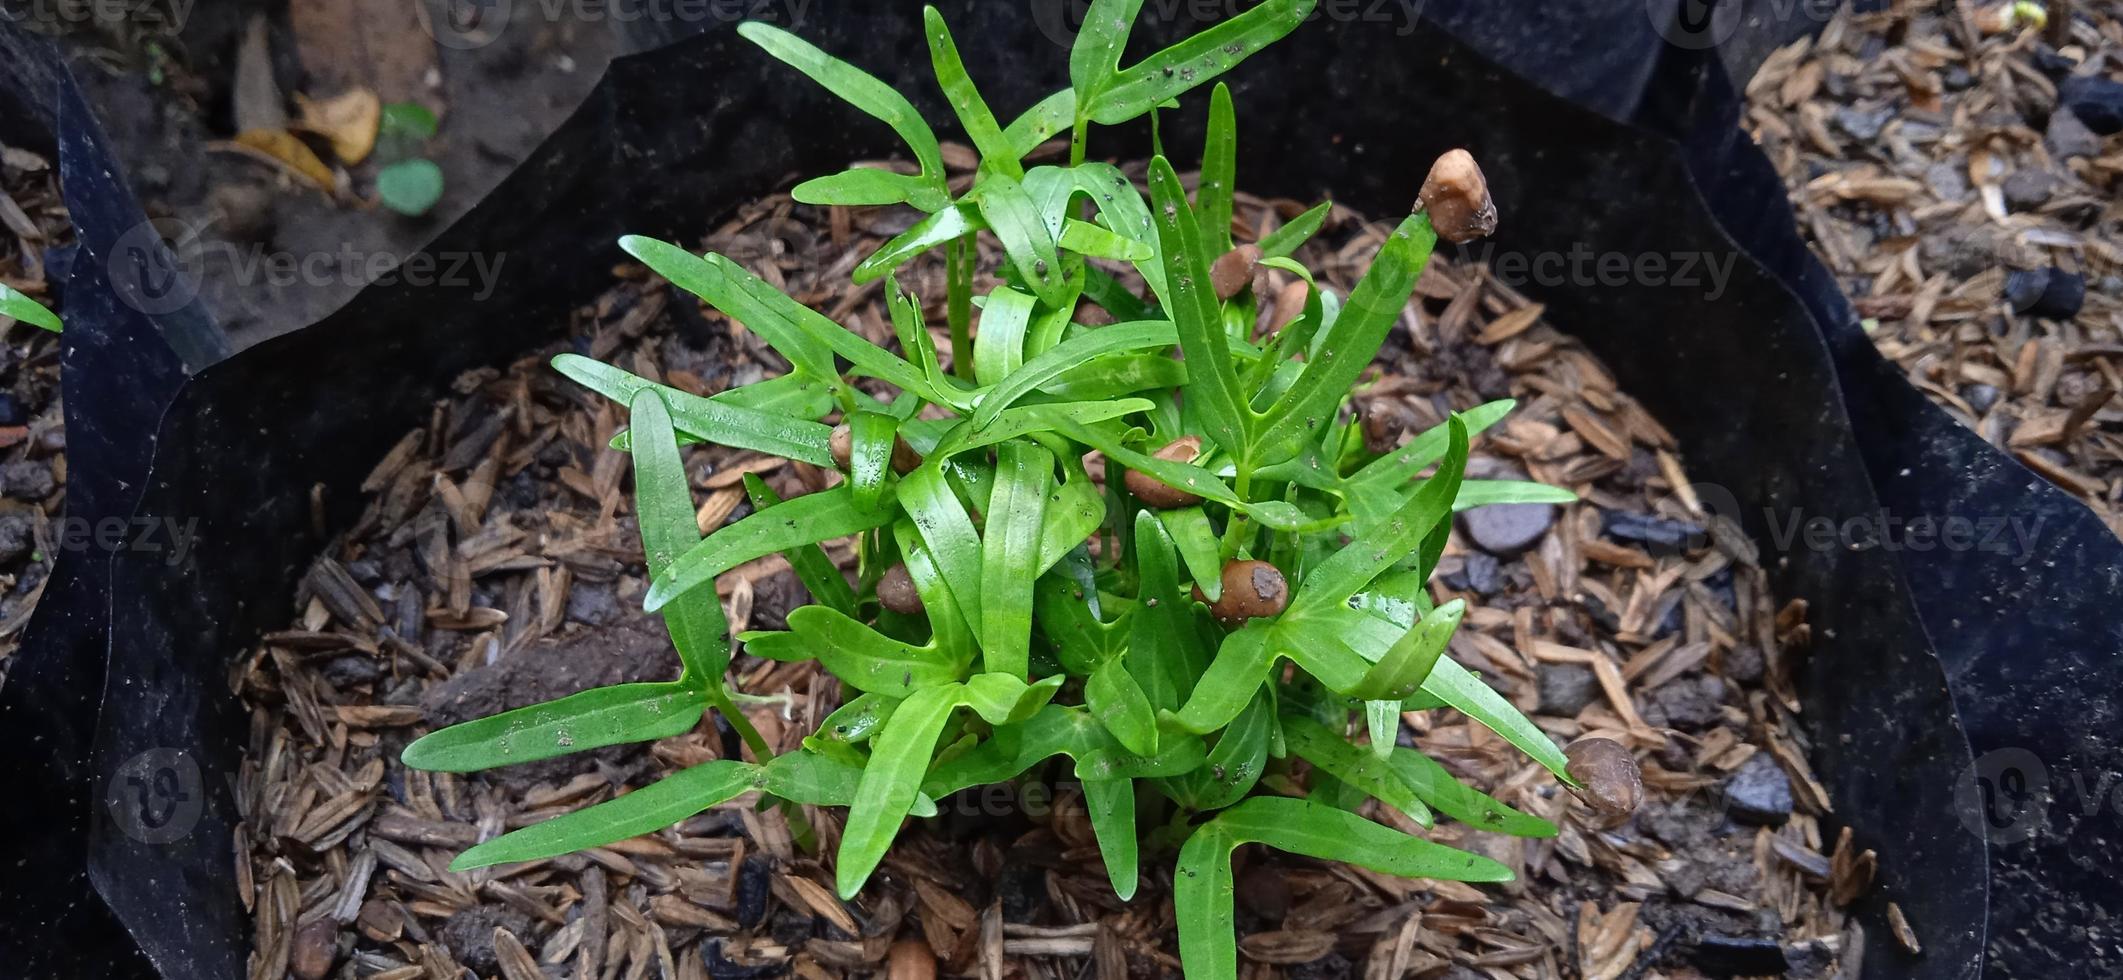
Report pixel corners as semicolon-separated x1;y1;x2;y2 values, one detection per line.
17;2;2114;976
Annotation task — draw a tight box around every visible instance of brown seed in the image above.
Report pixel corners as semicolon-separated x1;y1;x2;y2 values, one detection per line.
1265;278;1310;336
887;937;938;980
1564;736;1644;817
1416;149;1498;244
1076;299;1116;327
1210;243;1262;300
1122;435;1204;508
828;423;853;470
829;423;923;475
877;563;923;615
291;918;338;980
1194;560;1289;623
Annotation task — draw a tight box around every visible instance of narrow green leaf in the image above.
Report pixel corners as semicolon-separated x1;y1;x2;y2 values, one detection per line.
1174;821;1240;980
1157;687;1271;809
856;202;984;285
813;693;898;745
450;759;760;870
629;390;730;685
1002;88;1077;158
1128;511;1203;710
970;319;1174;429
973;286;1037;386
1280;715;1431;825
899;462;984;637
964;672;1064;725
971;173;1070;306
1089;0;1316;125
1257;200;1332;259
923;7;1021;179
1058;219;1153;261
740;475;858;616
785;606;970;697
1069;0;1143;104
402;682;704;773
1147;157;1248;457
0;284;61;332
1158;507;1222;601
1062;421;1310;531
846;411;898;512
1364;699;1400;761
1035;571;1124;676
936;398;1152;459
1421;657;1573;781
739;21;948;211
896;519;979;663
1086;655;1158;756
1389;748;1558;838
791;167;932;207
1453;480;1578;509
1197;83;1236;252
1287;415;1466;615
1350;599;1463;701
555;353;836;468
619;237;836;383
1346;400;1514;491
1044;353;1187;401
980;441;1054;677
1082;777;1140;900
838;683;963;897
646;485;896;612
1176;796;1512;978
764;749;938;817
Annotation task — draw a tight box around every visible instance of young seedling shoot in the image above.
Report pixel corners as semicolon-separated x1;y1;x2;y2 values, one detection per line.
400;4;1628;975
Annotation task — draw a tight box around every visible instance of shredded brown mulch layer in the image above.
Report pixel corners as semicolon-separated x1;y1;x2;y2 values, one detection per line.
1746;4;2123;537
0;139;71;664
235;168;1875;979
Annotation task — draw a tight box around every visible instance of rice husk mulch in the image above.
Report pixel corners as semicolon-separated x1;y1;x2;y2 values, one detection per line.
235;158;1876;980
1744;3;2123;538
0;139;72;667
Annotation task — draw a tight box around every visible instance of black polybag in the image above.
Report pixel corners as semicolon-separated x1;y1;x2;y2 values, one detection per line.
6;2;2116;976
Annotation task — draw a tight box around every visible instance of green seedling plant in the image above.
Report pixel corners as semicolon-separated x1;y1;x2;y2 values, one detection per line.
402;3;1590;975
0;284;62;333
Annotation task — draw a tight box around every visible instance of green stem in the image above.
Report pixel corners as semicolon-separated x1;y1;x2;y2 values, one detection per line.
947;234;975;381
707;686;773;763
1069;113;1088;168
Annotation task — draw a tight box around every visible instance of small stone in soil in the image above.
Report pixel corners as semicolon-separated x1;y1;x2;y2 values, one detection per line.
2003;267;2086;320
1724;644;1766;684
1688;933;1790;977
0;512;33;564
566;581;625;626
1536;663;1599;716
1648;675;1723;732
1724;752;1794;826
2001;168;2057;211
0;459;53;500
2060;74;2123;135
0;393;24;427
2046;107;2105;159
1457;502;1555;557
1601;509;1705;554
320;653;385;689
736;855;772;927
1963;383;2002;415
1832;104;1891;141
439;904;534;974
1000;866;1045;922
